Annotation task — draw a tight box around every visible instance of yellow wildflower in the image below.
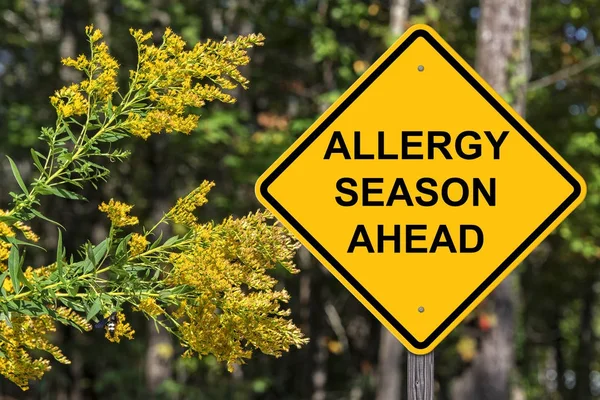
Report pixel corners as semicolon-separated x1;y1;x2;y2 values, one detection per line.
0;242;10;263
165;210;306;369
0;211;12;264
50;306;93;332
90;29;103;42
87;41;119;101
0;314;71;390
60;24;118;105
50;84;88;118
120;27;263;139
0;221;15;237
13;221;39;243
168;181;215;228
129;27;153;43
23;264;56;281
126;112;151;140
2;277;13;293
135;298;164;317
128;233;149;256
61;54;90;71
98;199;139;227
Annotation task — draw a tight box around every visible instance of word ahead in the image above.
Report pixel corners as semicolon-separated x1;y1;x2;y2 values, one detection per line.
347;224;483;254
256;25;586;355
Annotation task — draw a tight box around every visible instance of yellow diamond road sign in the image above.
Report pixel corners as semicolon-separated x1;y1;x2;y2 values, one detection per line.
255;24;587;354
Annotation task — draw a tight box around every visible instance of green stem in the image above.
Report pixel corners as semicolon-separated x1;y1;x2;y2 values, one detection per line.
3;238;185;303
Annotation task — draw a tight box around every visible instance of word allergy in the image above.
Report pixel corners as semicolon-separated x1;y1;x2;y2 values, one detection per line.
324;129;509;254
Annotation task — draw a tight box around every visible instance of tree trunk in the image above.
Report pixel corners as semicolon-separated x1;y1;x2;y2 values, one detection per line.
59;0;78;84
572;266;598;400
295;247;327;400
146;318;174;393
375;3;410;399
553;306;568;399
377;328;405;400
452;0;531;399
144;138;174;393
389;0;409;37
89;0;111;43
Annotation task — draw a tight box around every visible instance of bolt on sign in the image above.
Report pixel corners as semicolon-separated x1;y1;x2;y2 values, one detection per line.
255;24;587;354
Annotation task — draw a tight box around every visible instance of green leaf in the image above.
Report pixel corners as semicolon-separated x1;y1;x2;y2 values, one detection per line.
149;231;164;250
81;238;109;272
63;123;78;143
115;234;133;259
59;297;85;312
6;156;29;195
56;229;67;286
0;271;9;299
18;300;46;317
67;284;79;296
163;235;180;247
4;236;46;251
30;209;65;229
30;149;45;174
0;312;11;328
98;132;127;143
86;243;97;267
40;187;87;201
8;245;21;294
0;215;19;225
152;268;161;281
106;97;113;118
86;298;102;321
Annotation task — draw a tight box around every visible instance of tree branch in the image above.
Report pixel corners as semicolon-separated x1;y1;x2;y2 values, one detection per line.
528;55;600;92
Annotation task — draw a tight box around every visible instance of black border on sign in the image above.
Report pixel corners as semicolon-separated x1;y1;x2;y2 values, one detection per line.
258;29;583;350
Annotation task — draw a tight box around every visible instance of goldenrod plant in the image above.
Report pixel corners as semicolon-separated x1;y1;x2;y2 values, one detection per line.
0;25;307;390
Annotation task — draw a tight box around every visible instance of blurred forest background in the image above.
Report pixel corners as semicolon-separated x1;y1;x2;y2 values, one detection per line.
0;0;600;399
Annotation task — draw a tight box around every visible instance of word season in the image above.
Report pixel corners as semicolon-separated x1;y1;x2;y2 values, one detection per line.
323;129;509;254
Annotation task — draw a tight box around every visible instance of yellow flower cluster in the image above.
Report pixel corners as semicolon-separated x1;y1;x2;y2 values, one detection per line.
50;306;93;332
23;265;51;281
0;221;15;237
86;25;103;42
126;110;199;140
168;180;215;228
128;233;149;256
0;222;13;272
0;214;38;272
124;27;264;139
98;199;139;227
50;84;89;118
61;25;119;103
1;264;56;293
13;221;39;243
104;312;135;343
2;277;12;292
135;298;164;317
0;314;71;390
167;210;305;369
